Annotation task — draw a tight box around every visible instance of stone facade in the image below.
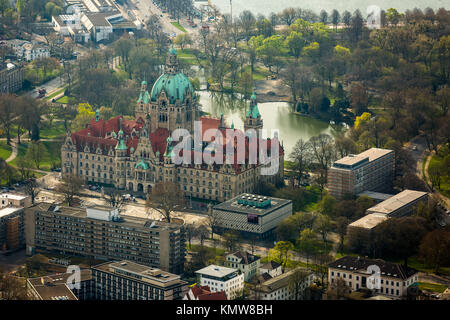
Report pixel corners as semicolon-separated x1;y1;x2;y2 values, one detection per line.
61;49;284;202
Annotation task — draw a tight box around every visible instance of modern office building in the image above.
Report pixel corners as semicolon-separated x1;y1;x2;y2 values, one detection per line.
366;189;428;217
253;268;314;300
195;265;244;300
328;148;395;199
225;251;260;282
27;270;93;300
91;260;188;300
212;194;292;239
328;256;419;299
24;203;186;274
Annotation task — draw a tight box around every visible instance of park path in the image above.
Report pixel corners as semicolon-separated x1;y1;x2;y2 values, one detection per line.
423;149;450;208
5;140;17;163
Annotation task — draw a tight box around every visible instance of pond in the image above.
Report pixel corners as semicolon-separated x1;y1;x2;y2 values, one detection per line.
197;91;343;156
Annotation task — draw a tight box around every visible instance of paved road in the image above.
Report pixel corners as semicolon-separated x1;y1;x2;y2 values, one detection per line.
27;75;66;99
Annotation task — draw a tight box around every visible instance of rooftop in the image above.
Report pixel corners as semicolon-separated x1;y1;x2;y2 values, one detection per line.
328;256;418;280
227;251;260;265
93;260;186;288
196;265;239;279
260;260;281;270
255;268;311;293
0;193;28;201
348;213;388;230
213;193;292;216
0;207;22;219
366;190;428;215
357;191;394;202
332;148;393;169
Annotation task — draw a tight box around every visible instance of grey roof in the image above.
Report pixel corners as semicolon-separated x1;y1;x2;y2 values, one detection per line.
260;260;281;270
328;256;418;280
84;13;112;27
255;268;312;293
213;193;292;216
196;265;239;279
228;251;260;265
332;148;393;169
366;190;428;215
348;213;388;230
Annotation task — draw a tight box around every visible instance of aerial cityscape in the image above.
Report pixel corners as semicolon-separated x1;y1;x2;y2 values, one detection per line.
0;0;449;312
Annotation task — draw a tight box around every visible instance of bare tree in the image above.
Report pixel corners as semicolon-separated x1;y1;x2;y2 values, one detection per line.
205;205;222;239
57;174;84;207
24;178;40;205
289;138;311;187
288;268;310;300
104;190;126;211
145;182;184;223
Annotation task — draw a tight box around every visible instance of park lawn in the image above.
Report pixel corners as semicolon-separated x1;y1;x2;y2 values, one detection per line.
8;142;28;167
418;282;448;293
171;21;187;32
9;141;62;171
0;141;12;160
428;148;450;198
241;65;270;81
56;96;70;104
40;121;66;139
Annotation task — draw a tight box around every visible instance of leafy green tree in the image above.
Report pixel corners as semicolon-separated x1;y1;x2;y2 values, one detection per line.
296;228;322;267
26;141;49;170
267;241;294;270
313;214;332;242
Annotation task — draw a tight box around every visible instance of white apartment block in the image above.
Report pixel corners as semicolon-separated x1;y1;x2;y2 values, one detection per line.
328;256;419;299
195;265;244;300
225;251;260;282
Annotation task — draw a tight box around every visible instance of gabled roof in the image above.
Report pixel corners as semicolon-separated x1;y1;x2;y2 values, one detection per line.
228;251;260;265
261;260;281;270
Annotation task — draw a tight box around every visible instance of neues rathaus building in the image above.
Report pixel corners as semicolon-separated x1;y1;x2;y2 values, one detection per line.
61;48;284;202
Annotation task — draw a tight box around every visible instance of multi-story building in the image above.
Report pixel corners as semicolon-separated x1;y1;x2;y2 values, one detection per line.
1;40;50;62
195;265;244;300
365;189;428;218
91;260;188;300
212;193;292;239
225;251;260;282
328;256;419;299
328;148;395;199
0;207;25;252
27;270;93;300
0;60;23;93
24;203;186;274
61;49;284;202
253;268;314;300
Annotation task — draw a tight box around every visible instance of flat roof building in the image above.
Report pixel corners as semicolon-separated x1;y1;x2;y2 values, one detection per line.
195;265;244;300
328;148;395;199
366;189;428;217
24;203;186;274
212;194;292;239
91;260;188;300
27;270;93;300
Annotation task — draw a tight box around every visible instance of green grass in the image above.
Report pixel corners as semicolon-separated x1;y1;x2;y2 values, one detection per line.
56;96;70;104
170;21;187;32
428;146;450;198
9;141;62;171
40;121;66;139
0;141;12;160
418;282;448;293
241;65;270;81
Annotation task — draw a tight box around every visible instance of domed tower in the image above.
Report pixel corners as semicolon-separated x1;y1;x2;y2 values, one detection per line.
141;47;197;133
136;80;150;121
114;129;127;189
244;91;263;137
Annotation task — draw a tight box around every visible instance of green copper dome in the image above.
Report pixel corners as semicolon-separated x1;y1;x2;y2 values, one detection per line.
150;73;194;105
115;138;127;150
169;46;177;55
